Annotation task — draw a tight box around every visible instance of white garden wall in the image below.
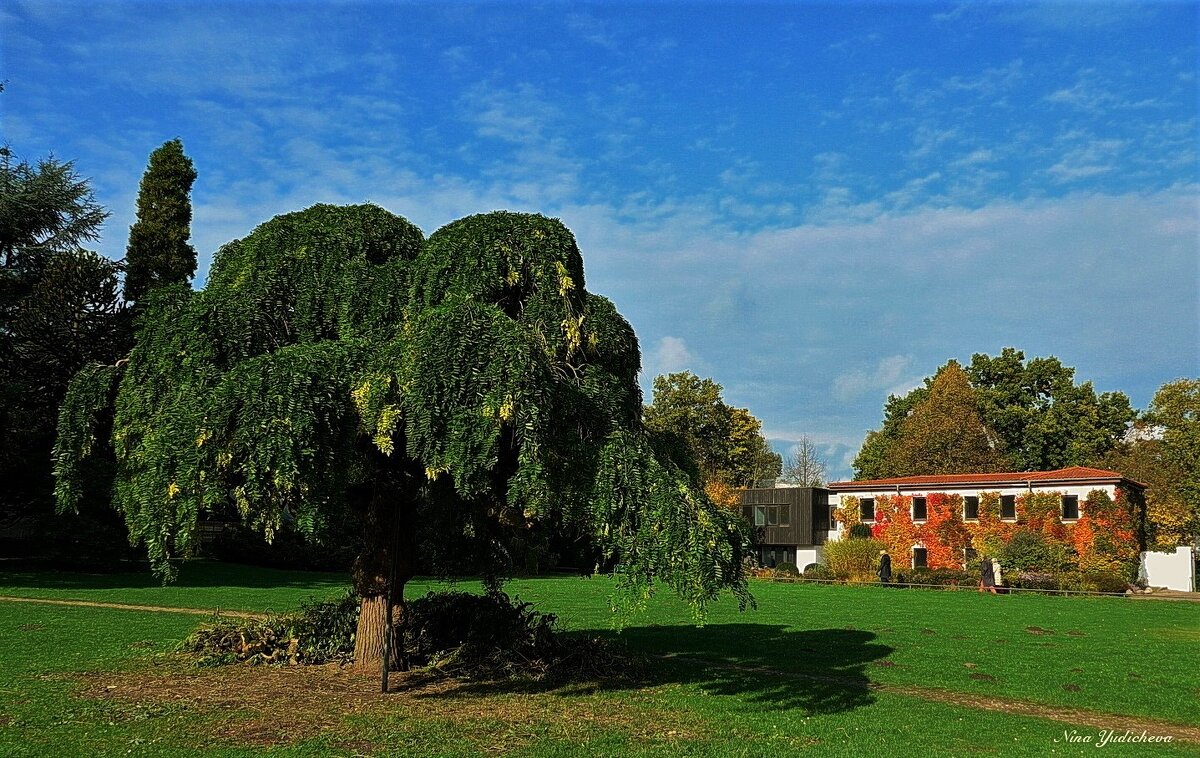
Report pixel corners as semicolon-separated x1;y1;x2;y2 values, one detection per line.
1140;546;1196;592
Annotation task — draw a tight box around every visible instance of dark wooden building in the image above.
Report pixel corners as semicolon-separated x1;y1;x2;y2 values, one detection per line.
740;486;833;569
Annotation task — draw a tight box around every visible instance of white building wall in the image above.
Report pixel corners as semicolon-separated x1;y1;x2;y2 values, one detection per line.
796;546;824;569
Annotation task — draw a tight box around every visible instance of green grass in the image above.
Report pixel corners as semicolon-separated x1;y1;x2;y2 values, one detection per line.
0;561;349;613
1;563;1197;756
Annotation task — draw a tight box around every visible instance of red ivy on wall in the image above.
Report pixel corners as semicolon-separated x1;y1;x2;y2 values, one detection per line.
870;495;919;569
1073;488;1139;573
921;493;971;569
836;487;1140;575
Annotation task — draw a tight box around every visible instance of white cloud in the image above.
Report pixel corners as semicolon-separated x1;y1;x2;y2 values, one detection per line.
648;336;697;376
832;355;918;403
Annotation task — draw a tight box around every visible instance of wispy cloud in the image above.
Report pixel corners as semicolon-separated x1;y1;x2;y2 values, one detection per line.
833;356;919;403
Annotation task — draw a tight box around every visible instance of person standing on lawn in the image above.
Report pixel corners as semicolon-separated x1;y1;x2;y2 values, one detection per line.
979;555;997;594
877;549;892;584
992;557;1003;592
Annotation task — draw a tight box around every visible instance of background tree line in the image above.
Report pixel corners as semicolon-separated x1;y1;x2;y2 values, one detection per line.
1;127;197;561
851;351;1199;548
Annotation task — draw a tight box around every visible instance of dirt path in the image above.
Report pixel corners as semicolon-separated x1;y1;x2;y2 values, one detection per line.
5;595;1196;743
0;595;267;619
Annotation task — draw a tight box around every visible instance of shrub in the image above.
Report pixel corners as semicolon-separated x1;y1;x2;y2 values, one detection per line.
774;562;800;576
848;523;873;540
1007;571;1059;591
824;538;888;582
183;591;360;666
998;528;1073;573
402;591;637;682
1083;571;1130;594
904;567;973;587
802;564;835;581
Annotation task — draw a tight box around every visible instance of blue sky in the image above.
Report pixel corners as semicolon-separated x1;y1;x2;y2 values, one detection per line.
3;1;1197;479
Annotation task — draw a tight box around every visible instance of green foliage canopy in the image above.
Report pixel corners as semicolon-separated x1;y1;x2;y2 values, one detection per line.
854;349;1135;479
643;371;781;489
55;204;751;616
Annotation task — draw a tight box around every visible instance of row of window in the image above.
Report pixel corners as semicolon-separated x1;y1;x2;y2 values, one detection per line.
753;504;790;527
852;494;1080;524
901;546;981;569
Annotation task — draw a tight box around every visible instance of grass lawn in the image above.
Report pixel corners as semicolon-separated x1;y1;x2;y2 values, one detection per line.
1;562;1197;756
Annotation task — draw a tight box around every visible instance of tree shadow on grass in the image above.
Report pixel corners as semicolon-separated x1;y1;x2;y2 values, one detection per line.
398;624;892;716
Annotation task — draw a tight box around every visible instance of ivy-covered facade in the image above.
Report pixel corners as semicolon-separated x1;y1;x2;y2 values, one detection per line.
827;467;1147;577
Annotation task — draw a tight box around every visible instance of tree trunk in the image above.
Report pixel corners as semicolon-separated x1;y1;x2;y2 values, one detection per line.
355;593;389;669
351;469;415;672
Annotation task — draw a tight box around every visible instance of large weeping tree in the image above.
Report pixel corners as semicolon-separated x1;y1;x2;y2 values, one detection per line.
54;203;752;668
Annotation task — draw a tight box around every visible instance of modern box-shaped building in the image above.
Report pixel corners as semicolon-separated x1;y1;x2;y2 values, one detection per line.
740;486;833;569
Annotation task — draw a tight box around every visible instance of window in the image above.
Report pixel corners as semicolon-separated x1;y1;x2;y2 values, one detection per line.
755;505;790;527
829;505;838;528
1061;495;1079;520
859;498;875;522
912;547;928;568
964;496;979;520
964;546;977;564
912;496;927;521
1000;494;1016;520
760;547;796;567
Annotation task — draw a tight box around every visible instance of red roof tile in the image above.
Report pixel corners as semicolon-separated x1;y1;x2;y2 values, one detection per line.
829;466;1143;490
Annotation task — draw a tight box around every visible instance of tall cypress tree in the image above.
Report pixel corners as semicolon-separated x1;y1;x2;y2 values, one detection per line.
123;139;197;304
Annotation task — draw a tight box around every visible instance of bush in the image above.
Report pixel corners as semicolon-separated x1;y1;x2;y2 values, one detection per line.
183;591;360;666
802;564;835;581
904;567;973;587
774;562;800;576
998;528;1073;573
848;523;873;540
1057;570;1129;594
402;591;637;682
824;538;888;582
1008;571;1059;591
1005;569;1129;593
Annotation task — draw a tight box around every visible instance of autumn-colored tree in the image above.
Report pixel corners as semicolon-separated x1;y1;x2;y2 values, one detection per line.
1099;379;1200;547
1147;379;1200;544
886;362;1010;476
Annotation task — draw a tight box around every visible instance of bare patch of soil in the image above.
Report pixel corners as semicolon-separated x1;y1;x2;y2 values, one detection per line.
75;660;705;754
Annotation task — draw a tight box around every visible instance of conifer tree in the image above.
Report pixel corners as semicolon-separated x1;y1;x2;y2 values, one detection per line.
123;139;197;304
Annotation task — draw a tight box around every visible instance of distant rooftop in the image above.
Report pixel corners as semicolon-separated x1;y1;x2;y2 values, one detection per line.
829;466;1144;491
